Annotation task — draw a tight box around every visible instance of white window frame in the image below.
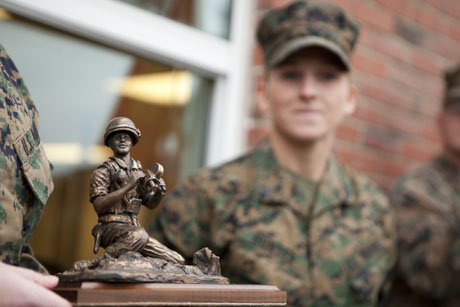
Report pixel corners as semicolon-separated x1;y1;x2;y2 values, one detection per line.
0;0;254;167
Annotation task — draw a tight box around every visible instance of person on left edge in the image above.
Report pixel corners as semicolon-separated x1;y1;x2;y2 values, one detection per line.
0;43;71;306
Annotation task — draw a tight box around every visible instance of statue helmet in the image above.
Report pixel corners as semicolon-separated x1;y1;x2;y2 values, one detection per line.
103;117;141;146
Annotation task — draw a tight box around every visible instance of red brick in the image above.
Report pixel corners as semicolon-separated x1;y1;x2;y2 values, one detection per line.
346;149;385;173
360;32;446;83
360;30;445;78
415;6;448;34
402;142;434;162
336;121;360;142
426;0;460;20
333;146;351;164
357;82;405;108
352;1;393;32
449;25;460;42
422;124;442;144
352;50;388;78
354;104;421;135
409;51;443;76
409;93;443;118
390;64;442;98
424;35;460;61
359;29;408;63
364;130;401;154
375;0;418;19
425;0;441;9
353;105;387;126
448;1;460;19
383;161;408;177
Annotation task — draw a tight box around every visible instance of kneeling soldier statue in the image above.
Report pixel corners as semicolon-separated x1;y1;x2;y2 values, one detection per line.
60;117;227;284
88;117;184;267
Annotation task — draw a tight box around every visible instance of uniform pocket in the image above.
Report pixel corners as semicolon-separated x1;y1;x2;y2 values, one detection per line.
13;122;53;205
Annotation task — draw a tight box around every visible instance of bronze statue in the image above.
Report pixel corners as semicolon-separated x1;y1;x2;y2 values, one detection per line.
86;117;183;267
59;117;227;284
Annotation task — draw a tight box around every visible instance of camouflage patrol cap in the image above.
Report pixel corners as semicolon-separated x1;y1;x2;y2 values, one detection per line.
257;0;360;69
104;117;141;146
444;64;460;107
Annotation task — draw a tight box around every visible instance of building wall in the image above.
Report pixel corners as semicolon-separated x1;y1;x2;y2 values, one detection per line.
249;0;460;189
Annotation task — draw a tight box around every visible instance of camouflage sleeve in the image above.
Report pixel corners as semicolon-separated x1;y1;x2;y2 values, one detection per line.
19;245;48;274
89;166;111;203
0;44;52;271
355;178;397;306
148;173;212;259
377;188;397;306
392;178;460;298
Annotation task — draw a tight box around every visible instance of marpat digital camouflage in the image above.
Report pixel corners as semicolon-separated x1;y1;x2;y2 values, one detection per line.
149;140;396;306
256;0;360;69
0;44;54;273
389;156;460;307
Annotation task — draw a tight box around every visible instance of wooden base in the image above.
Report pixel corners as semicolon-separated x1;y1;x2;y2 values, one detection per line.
55;282;287;306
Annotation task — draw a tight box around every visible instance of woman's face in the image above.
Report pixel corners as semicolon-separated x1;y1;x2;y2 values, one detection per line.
260;47;356;144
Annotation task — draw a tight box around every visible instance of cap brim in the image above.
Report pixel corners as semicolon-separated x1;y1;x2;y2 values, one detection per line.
267;36;351;70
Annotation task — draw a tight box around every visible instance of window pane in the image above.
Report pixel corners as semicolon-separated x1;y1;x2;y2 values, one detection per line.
0;11;213;272
114;0;233;39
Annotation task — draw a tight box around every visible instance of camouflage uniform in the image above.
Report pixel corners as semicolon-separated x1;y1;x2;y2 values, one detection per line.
389;65;460;307
257;1;360;69
150;140;396;306
0;44;54;272
389;156;460;307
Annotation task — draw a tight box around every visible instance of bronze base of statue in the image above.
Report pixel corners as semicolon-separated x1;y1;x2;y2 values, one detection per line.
54;282;287;306
59;248;229;284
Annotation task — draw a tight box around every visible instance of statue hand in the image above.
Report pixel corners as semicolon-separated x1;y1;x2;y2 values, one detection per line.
127;172;145;188
157;177;167;194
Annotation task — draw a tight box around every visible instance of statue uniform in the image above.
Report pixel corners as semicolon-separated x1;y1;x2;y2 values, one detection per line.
0;44;54;272
90;156;183;262
389;156;460;307
90;156;150;256
149;140;396;306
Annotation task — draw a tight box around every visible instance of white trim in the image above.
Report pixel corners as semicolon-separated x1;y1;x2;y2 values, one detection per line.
0;0;255;167
0;0;231;76
205;0;254;166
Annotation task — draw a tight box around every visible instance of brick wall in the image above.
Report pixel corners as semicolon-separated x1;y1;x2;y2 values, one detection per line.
249;0;460;189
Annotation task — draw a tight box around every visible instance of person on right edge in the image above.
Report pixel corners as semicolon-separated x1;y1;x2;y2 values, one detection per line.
389;64;460;307
149;1;396;306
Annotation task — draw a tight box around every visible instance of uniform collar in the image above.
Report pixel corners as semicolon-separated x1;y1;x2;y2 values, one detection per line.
252;139;356;217
109;156;141;170
313;155;357;216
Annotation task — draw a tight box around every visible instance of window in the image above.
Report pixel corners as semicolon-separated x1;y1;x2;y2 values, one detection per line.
0;0;253;272
116;0;233;39
1;17;211;181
